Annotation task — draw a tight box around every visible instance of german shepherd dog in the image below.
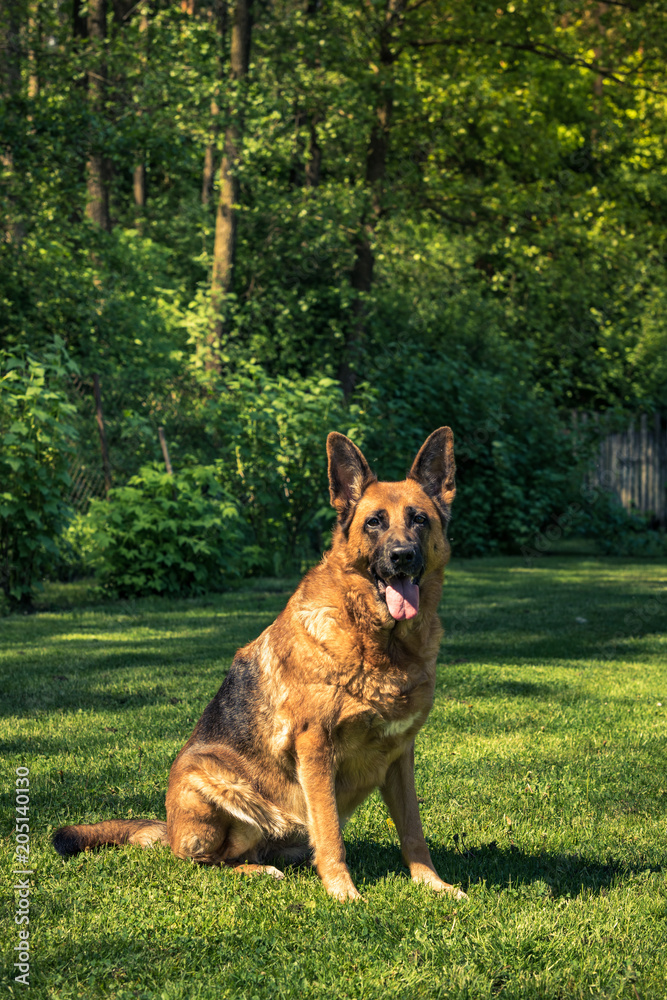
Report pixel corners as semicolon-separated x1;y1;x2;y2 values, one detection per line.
54;428;465;901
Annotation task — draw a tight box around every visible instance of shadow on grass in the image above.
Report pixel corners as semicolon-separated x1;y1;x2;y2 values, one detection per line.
466;679;559;699
2;560;666;726
347;839;662;899
440;626;667;668
0;610;275;647
1;630;659;723
45;833;660;904
0;676;222;720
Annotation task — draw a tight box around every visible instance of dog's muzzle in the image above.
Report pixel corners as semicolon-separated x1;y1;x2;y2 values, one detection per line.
372;545;424;621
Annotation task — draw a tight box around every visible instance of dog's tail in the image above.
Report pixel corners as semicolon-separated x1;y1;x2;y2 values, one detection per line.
52;819;168;857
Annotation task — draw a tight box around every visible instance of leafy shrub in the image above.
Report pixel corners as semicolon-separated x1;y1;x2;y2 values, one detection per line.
0;340;78;608
49;510;105;582
359;348;584;557
173;353;586;565
574;492;667;557
0;226;191;488
87;465;245;597
195;364;370;574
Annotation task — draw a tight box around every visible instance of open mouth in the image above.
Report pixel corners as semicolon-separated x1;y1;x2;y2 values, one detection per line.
374;573;420;621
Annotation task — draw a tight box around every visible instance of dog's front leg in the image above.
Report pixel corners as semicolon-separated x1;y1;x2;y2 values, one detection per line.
295;727;361;901
381;742;467;899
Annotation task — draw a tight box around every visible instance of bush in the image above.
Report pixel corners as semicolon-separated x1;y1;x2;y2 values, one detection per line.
0;340;78;608
574;492;667;557
184;353;586;564
195;364;370;575
87;465;246;597
55;367;371;597
48;509;105;582
359;348;584;557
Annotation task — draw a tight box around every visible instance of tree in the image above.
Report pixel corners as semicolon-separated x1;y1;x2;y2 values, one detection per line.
341;0;406;398
86;0;110;231
209;0;252;369
0;0;24;244
202;0;226;206
1;0;666;527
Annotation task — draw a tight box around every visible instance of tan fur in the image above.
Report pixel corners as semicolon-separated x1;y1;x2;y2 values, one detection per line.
54;429;465;901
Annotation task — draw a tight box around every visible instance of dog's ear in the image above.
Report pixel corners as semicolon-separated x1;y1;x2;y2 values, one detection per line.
408;427;456;523
327;432;376;520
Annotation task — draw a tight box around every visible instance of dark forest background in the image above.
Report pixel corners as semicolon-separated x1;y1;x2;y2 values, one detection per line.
1;0;666;605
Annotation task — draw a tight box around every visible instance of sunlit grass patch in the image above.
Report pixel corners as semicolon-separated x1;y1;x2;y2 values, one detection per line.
2;557;666;999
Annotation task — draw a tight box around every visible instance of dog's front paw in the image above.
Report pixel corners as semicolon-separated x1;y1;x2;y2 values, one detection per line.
261;865;285;881
411;865;467;899
321;866;362;901
436;882;467;901
329;881;363;902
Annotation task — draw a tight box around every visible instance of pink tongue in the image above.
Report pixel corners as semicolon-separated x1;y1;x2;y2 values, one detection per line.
385;578;420;621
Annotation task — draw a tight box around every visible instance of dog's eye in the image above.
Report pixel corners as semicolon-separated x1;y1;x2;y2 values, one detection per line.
366;516;381;528
413;514;427;525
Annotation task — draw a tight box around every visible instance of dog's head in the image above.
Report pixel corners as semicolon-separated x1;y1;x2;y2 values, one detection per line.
327;429;455;622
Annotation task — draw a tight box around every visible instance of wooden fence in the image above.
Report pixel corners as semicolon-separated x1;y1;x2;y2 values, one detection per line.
583;412;667;527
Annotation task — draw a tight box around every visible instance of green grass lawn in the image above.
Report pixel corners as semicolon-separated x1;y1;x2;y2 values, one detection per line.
2;557;667;1000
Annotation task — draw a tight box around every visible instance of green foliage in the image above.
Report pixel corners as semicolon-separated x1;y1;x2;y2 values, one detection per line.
93;364;368;588
3;0;666;411
1;0;665;590
50;510;104;583
87;465;245;598
196;364;370;575
0;227;189;484
0;340;78;608
361;348;583;557
574;493;667;557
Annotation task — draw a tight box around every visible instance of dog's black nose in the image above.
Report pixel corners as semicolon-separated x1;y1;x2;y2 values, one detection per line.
389;546;419;573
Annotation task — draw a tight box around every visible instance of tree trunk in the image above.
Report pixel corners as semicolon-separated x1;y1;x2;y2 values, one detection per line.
202;98;219;205
305;115;321;189
208;0;252;369
86;0;111;231
202;140;215;205
202;2;226;205
339;0;405;398
158;427;174;476
133;10;149;218
1;0;24;244
64;0;87;225
27;4;40;100
133;162;146;209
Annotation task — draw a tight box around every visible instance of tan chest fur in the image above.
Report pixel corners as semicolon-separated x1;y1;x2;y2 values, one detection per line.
254;558;441;814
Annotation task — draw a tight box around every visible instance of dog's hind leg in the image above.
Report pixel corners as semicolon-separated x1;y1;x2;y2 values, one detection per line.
232;862;284;880
166;751;296;876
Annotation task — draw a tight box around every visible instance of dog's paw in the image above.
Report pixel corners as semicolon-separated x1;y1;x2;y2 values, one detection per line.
411;867;468;899
444;884;468;901
324;874;362;902
331;884;363;902
262;865;285;881
233;862;285;880
429;881;467;900
318;862;362;901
